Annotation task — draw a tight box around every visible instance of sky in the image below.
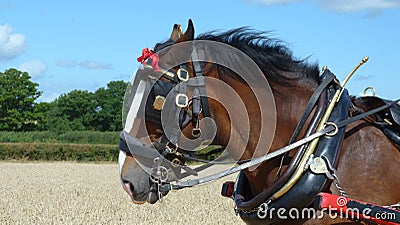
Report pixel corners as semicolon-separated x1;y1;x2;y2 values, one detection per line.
0;0;399;102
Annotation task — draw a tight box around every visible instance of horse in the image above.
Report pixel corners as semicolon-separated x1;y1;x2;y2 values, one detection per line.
118;19;400;224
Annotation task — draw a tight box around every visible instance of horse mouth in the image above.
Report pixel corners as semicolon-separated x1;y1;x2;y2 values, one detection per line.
129;189;160;204
123;181;163;204
122;181;149;204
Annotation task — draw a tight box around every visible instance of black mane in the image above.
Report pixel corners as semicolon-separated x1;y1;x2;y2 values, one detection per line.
153;28;320;86
196;28;320;86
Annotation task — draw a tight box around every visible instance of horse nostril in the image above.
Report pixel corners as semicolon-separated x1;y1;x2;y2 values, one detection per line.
122;180;135;195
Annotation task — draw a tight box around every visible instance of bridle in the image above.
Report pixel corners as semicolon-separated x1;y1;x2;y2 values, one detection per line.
120;44;220;194
148;45;216;165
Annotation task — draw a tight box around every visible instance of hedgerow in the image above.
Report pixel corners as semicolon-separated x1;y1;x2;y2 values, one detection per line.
0;131;119;144
0;142;119;161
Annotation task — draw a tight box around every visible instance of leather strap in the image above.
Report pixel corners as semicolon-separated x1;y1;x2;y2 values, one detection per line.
163;98;400;190
191;46;212;118
276;70;337;177
288;70;337;144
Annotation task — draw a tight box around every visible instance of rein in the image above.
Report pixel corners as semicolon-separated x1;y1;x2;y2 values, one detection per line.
160;97;400;191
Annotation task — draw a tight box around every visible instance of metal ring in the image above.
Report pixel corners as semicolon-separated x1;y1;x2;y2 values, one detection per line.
171;158;181;167
177;68;189;82
153;157;160;164
175;94;188;108
150;166;169;183
325;122;338;137
363;86;376;96
192;128;201;138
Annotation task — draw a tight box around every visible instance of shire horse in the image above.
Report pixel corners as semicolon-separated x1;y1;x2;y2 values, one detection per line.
119;20;400;224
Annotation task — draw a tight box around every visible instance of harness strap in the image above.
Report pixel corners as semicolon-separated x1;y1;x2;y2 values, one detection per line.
289;71;337;144
191;46;212;118
237;89;328;210
276;71;337;177
163;98;400;191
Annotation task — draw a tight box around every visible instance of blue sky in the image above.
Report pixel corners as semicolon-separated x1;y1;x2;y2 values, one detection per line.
1;0;399;102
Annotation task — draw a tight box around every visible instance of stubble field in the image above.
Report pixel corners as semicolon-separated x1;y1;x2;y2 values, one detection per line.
0;162;244;225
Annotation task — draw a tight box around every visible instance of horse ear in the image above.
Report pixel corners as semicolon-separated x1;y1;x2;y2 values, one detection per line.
170;24;183;42
176;19;194;43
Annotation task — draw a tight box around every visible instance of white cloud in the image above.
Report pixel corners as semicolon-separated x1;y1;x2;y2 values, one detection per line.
79;60;112;70
19;60;46;79
247;0;400;13
55;60;77;68
320;0;400;13
37;92;59;103
0;24;26;60
354;73;373;81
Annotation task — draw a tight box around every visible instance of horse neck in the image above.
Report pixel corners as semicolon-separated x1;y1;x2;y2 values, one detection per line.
245;81;318;195
273;83;317;147
205;67;319;194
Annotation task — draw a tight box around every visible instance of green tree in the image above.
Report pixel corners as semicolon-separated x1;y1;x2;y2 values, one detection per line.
0;68;42;131
32;102;53;131
93;81;128;131
48;90;96;132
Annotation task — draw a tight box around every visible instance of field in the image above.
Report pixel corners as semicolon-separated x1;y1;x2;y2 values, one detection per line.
0;162;244;225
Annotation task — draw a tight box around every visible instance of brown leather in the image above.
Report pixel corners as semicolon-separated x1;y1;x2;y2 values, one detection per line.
235;90;328;210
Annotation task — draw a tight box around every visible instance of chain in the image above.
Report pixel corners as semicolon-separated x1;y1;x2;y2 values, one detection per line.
331;173;348;197
234;206;260;215
157;180;164;203
234;199;272;216
386;203;400;210
150;157;169;203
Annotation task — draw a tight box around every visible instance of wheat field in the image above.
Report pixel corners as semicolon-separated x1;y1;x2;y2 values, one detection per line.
0;162;244;225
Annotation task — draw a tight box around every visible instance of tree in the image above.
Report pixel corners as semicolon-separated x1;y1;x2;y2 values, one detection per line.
46;81;128;133
48;90;96;132
32;102;53;131
93;81;128;131
0;68;42;131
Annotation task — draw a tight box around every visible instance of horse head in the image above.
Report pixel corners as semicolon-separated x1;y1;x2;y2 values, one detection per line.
119;20;282;203
118;20;192;204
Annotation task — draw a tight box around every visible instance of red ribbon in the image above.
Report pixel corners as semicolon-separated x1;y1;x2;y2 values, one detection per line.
137;48;160;72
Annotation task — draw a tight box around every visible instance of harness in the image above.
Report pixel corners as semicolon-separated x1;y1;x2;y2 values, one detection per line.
120;50;400;224
120;45;222;184
350;96;400;147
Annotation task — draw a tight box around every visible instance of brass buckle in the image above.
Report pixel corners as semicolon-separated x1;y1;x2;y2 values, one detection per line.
177;68;189;82
153;95;166;110
176;94;188;108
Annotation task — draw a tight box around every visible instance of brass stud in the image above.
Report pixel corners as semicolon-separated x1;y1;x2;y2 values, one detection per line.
153;95;166;110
